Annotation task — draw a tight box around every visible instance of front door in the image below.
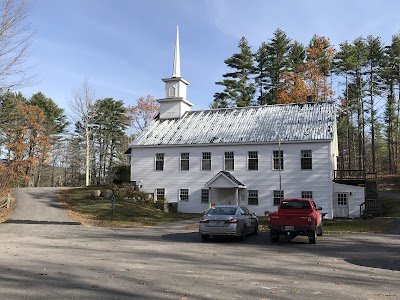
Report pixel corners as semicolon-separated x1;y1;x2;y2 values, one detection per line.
334;192;349;218
218;188;235;205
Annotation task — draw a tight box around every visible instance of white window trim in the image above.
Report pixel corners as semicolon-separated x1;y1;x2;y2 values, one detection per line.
247;151;259;171
179;188;189;202
301;150;313;170
155;188;165;201
180;152;190;171
155;153;164;171
201;188;210;203
272;150;284;170
201;152;212;171
248;190;259;205
224;151;235;171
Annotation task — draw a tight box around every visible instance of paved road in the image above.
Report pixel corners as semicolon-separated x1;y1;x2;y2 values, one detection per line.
9;187;78;224
0;188;399;300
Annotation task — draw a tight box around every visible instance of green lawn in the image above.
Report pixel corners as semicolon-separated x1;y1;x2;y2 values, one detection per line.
60;187;202;227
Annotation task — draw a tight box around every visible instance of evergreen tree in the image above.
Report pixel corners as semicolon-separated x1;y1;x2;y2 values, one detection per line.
254;42;269;105
382;34;400;173
264;29;291;104
288;41;306;72
92;98;128;184
347;37;368;170
334;41;358;169
29;92;69;135
214;37;255;107
365;36;385;173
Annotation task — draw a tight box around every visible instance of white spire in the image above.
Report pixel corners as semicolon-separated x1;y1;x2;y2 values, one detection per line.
172;25;181;77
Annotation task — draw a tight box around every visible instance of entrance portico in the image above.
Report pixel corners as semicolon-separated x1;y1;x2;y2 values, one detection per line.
204;171;246;206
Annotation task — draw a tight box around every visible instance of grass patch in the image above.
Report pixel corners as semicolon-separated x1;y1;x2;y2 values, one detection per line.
60;187;202;227
381;196;400;217
322;218;392;234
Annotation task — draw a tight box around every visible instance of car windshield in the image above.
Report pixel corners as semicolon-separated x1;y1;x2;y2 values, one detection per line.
207;207;237;215
280;200;311;209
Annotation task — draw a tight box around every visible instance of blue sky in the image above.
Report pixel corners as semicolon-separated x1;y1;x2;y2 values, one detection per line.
17;0;400;114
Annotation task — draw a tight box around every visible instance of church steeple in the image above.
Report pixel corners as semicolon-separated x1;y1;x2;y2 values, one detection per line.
157;26;193;119
172;26;181;77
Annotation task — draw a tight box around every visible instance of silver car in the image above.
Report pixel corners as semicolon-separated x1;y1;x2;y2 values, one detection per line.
199;205;258;241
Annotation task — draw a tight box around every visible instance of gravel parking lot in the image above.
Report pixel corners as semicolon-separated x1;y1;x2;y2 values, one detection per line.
0;188;399;300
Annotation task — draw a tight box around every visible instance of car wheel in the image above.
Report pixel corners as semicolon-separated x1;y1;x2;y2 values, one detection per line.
317;224;323;236
254;222;259;235
270;231;279;243
201;235;209;241
238;227;246;242
308;230;317;244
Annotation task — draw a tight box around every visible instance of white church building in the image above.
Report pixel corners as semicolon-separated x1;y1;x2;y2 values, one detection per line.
125;28;365;219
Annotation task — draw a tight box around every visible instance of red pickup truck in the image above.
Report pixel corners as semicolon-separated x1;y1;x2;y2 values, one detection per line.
267;198;323;244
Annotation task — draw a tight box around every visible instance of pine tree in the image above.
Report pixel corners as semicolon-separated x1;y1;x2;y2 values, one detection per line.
288;41;306;72
382;34;400;173
214;37;255;107
334;41;358;169
254;42;269;105
265;29;291;104
349;37;368;170
365;36;385;173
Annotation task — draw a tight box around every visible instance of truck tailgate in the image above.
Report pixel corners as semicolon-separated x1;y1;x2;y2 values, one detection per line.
269;213;311;227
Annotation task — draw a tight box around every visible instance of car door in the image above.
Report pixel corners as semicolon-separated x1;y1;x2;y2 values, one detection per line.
240;207;253;232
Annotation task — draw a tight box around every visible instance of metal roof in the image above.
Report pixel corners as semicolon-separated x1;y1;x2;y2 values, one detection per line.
131;102;336;147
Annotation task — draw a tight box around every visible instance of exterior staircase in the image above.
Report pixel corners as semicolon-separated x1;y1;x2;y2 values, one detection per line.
334;170;381;218
360;178;381;217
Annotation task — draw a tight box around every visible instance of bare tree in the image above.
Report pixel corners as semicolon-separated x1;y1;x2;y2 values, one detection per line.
0;0;35;91
69;79;95;187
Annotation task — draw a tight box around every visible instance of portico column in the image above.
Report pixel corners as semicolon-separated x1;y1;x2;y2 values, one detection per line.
235;188;239;205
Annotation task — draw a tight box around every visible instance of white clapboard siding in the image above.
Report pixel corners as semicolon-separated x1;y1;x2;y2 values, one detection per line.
131;140;335;217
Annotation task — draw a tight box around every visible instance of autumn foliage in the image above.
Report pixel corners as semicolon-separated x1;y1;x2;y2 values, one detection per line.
277;35;336;104
2;104;52;187
277;72;309;104
126;95;160;134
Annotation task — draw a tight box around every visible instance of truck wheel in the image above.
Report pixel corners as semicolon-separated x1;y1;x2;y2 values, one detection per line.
270;231;279;243
308;230;317;244
317;224;323;236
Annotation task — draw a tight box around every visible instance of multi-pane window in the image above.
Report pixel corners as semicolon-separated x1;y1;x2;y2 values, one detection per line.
224;151;235;171
179;189;189;201
201;189;210;203
155;153;164;171
273;190;284;206
248;190;258;205
301;191;313;199
248;151;258;170
180;153;189;171
337;193;347;206
202;152;211;171
273;150;284;170
156;188;165;201
301;150;312;170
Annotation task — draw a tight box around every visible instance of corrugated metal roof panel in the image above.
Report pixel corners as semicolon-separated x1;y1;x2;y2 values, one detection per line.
131;102;336;147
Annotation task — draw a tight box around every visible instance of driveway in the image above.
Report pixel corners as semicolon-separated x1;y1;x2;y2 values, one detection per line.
0;188;399;300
